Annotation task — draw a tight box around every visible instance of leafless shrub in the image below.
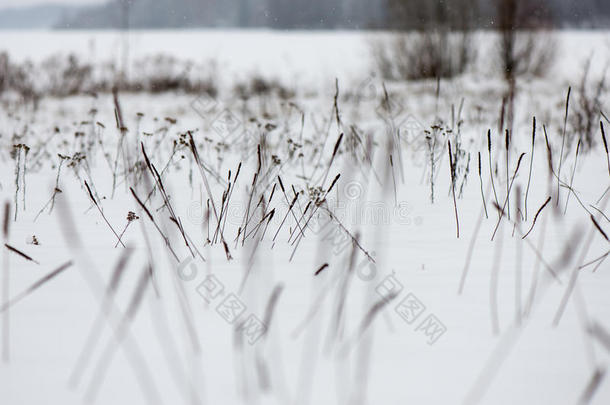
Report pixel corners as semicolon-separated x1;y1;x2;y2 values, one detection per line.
569;58;608;151
0;52;8;93
495;0;556;80
0;52;38;104
0;51;219;98
41;54;93;96
372;30;474;81
129;54;187;93
126;54;218;95
494;0;556;132
497;30;557;80
372;0;475;81
233;76;294;100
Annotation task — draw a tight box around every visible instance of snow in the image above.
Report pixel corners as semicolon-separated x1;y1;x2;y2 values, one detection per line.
0;29;609;405
1;30;608;86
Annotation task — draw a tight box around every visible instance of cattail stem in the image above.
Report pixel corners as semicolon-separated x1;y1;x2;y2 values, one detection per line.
524;117;536;221
600;121;610;176
2;202;10;362
390;155;397;206
14;147;21;222
505;129;511;220
514;186;523;326
487;130;500;214
557;87;571;206
522;197;552;239
4;244;39;264
478;152;488;218
448;140;460;238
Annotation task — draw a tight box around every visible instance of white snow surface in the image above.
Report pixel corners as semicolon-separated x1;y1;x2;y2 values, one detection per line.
0;30;609;405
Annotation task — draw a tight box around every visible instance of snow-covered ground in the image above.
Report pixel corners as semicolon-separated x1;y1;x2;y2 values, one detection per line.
0;30;609;405
1;29;609;86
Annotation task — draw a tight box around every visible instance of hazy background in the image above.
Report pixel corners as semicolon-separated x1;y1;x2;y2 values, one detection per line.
0;0;608;30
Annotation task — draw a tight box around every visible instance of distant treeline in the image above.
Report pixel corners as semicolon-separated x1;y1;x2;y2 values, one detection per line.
56;0;610;30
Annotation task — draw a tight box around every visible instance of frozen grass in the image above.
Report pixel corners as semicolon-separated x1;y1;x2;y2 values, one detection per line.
0;30;609;405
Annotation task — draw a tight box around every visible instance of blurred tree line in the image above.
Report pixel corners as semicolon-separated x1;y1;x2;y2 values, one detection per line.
57;0;610;29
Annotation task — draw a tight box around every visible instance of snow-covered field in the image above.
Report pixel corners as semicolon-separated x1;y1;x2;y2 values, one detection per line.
0;30;609;405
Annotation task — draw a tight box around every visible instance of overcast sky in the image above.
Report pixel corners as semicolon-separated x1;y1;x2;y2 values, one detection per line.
0;0;103;7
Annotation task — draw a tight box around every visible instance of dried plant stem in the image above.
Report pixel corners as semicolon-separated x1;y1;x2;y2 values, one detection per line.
564;139;582;214
578;250;609;271
487;130;500;213
491;153;526;241
505;129;510;220
590;216;609;241
553;195;609;326
130;187;179;262
524;117;536;221
458;182;490;294
601;121;610;176
13;147;21;222
2;202;9;362
4;244;39;264
448;140;459;238
84;266;155;403
0;261;72;313
85;181;126;248
491;202;561;283
557;87;571;206
522;197;552;239
188;133;231;259
115;221;133;248
22;148;28;213
141;144;194;257
390;154;398;206
34;158;65;221
69;249;132;388
523;212;549;318
478;152;488;218
514;187;523;326
490;216;504;336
